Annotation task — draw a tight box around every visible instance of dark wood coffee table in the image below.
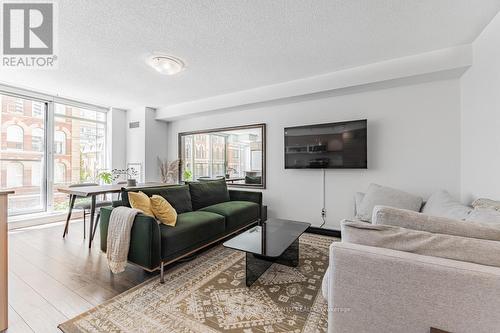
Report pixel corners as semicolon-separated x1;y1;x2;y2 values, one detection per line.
223;218;311;286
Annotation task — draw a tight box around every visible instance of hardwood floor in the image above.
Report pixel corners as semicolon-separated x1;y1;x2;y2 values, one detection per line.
7;219;157;333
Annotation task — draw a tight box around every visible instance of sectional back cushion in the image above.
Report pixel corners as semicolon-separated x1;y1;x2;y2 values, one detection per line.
341;220;500;268
372;206;500;241
356;184;423;222
122;185;193;213
422;190;472;220
188;179;230;210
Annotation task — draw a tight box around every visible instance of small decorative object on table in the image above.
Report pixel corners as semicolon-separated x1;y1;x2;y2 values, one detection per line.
112;168;139;186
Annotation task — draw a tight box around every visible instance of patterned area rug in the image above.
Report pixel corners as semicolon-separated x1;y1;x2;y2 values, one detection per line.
59;233;337;333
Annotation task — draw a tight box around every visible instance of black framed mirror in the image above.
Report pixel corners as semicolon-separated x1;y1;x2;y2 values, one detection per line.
178;124;266;189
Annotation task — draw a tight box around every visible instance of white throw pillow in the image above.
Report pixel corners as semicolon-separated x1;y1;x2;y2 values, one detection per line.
354;192;365;217
422;190;472;220
472;198;500;211
356;184;423;222
466;208;500;226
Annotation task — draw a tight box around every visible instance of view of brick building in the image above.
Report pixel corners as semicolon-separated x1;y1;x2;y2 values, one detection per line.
0;94;106;215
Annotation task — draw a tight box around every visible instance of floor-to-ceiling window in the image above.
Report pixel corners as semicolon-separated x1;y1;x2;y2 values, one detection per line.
52;104;107;211
0;92;108;217
0;95;46;215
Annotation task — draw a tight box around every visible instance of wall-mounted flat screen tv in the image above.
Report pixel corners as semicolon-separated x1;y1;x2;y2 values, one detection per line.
284;119;367;169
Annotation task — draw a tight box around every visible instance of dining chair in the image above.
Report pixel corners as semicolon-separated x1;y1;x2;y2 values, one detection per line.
65;183;112;239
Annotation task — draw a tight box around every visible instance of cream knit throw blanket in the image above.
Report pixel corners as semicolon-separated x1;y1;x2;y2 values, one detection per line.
106;206;141;274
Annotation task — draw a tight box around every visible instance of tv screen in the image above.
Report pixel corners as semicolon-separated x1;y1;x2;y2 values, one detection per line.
284;119;367;169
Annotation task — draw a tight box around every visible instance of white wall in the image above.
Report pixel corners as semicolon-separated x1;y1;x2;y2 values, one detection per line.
167;79;462;229
144;108;168;182
125;107;168;182
108;108;127;170
126;107;146;180
461;11;500;202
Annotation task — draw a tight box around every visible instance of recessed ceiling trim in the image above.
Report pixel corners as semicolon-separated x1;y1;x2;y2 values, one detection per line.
156;45;472;120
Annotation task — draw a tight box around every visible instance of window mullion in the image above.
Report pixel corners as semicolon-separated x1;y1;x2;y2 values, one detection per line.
46;102;55;212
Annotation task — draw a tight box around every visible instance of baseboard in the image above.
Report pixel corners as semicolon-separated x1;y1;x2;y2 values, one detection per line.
306;226;341;238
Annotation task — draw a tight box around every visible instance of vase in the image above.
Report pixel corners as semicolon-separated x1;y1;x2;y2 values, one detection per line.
127;179;137;187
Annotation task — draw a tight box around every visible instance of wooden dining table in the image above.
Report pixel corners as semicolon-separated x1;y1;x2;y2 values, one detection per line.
57;182;164;248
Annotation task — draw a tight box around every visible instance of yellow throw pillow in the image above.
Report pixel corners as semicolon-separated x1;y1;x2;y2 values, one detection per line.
150;195;177;226
128;191;154;217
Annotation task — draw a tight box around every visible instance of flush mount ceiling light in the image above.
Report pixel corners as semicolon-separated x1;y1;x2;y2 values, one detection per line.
147;54;185;75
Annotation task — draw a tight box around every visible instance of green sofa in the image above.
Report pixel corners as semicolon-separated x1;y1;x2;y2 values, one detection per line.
99;179;262;282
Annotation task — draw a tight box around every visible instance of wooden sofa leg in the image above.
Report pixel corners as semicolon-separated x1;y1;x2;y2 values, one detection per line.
160;262;165;284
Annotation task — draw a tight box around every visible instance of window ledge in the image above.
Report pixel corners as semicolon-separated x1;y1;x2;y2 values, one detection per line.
8;210;83;230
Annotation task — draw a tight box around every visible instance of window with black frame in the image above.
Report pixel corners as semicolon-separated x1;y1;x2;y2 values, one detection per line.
179;124;266;188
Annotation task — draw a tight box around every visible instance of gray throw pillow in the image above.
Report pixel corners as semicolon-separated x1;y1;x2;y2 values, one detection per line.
341;220;500;268
422;190;472;220
356;184;423;222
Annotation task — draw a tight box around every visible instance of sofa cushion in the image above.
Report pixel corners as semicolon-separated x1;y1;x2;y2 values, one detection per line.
321;267;330;300
123;185;193;213
372;206;500;241
160;211;225;259
341;220;500;268
422;190;472;220
356;184;423;222
188;179;230;210
200;201;259;231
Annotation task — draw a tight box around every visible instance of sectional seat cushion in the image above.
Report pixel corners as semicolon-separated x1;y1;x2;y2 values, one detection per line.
341;220;500;268
123;185;193;213
200;201;260;231
188;179;230;210
356;183;423;222
422;190;472;220
159;211;225;260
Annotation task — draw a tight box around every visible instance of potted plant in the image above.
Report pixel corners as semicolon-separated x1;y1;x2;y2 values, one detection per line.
112;168;139;186
183;169;193;182
97;171;113;185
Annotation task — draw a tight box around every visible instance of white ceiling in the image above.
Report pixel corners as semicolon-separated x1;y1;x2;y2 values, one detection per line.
1;0;499;110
